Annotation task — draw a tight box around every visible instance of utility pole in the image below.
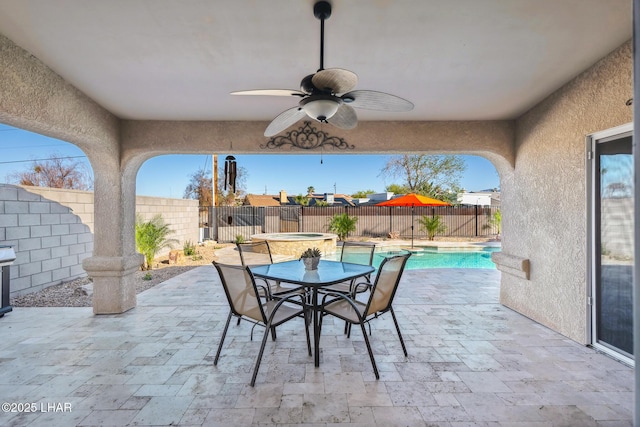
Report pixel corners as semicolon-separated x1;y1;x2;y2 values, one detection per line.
212;155;218;206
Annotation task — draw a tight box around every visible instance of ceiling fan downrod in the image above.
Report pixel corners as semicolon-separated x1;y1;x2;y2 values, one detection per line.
314;1;332;71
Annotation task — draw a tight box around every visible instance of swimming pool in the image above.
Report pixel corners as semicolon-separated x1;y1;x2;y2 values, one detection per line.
326;246;500;270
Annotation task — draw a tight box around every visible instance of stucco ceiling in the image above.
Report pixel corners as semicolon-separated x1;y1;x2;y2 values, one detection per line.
0;0;632;122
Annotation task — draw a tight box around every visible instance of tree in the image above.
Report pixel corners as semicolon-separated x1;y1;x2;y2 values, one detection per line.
385;183;410;195
184;165;248;206
380;155;465;199
183;168;213;206
351;189;376;198
217;165;247;206
11;154;93;190
135;214;178;270
294;194;310;206
307;186;315;195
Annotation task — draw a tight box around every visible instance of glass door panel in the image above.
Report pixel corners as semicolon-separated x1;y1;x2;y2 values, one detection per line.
594;134;633;359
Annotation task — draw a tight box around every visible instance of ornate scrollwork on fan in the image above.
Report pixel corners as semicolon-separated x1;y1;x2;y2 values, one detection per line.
260;121;354;151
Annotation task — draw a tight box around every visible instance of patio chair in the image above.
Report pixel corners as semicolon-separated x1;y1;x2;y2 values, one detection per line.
319;242;376;334
320;241;376;296
318;253;411;379
212;262;311;387
236;241;305;300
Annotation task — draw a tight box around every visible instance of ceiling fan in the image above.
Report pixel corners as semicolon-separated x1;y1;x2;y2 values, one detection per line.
231;1;414;137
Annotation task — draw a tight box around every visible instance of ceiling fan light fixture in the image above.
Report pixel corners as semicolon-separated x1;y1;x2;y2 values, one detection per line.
300;95;341;122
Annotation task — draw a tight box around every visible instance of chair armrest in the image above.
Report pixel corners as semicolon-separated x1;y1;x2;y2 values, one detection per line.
350;279;372;297
255;279;273;300
319;291;365;323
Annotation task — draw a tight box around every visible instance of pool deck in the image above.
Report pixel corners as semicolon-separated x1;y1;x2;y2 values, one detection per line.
0;262;633;426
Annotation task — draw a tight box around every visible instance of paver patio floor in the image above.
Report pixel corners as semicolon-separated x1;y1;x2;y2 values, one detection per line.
0;266;633;426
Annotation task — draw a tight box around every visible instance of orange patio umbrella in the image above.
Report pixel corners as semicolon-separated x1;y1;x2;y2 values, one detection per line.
376;193;450;207
376;193;451;246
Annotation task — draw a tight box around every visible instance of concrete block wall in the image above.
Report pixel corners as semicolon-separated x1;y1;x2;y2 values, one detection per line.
0;185;199;297
0;184;93;296
135;195;200;254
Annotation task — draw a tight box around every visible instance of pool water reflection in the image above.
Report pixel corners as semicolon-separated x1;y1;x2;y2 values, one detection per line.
326;246;500;270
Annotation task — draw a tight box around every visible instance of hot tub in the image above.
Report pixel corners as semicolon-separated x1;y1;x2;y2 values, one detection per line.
251;232;337;257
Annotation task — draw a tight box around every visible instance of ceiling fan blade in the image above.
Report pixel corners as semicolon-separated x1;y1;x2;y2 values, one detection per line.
264;107;307;137
231;89;305;97
312;68;358;94
341;90;414;111
327;104;358;130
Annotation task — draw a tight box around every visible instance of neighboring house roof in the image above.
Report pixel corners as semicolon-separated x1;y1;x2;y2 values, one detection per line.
457;190;501;207
307;197;355;207
243;194;283;207
243;193;356;207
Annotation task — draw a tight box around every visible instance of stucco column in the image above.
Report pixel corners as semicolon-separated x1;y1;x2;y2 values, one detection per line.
0;33;140;314
82;156;142;314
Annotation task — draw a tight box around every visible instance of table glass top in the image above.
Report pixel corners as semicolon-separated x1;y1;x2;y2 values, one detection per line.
250;259;374;286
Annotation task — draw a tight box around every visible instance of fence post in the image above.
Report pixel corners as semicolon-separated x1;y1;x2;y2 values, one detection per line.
475;205;479;236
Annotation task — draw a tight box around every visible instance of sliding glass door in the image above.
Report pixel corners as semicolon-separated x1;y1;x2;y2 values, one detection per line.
590;125;633;363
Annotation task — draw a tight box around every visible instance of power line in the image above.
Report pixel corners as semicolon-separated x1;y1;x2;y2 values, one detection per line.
202;154;209;173
0;155;86;165
0;143;74;150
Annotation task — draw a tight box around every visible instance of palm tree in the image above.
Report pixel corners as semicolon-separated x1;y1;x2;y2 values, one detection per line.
418;215;447;241
135;214;178;270
327;213;358;241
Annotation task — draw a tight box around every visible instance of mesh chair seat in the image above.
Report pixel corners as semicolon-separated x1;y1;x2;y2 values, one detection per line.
322;298;367;323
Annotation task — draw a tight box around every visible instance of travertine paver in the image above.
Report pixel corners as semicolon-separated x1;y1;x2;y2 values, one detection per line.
0;266;633;426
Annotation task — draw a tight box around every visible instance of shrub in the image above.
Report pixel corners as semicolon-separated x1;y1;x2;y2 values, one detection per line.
328;213;358;241
483;209;502;235
183;240;196;256
135;214;178;270
418;215;447;241
234;234;246;244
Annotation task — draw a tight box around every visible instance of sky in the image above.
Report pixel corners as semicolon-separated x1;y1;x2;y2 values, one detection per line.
0;124;500;198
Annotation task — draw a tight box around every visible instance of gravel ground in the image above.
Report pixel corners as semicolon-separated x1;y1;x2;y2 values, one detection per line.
10;243;230;308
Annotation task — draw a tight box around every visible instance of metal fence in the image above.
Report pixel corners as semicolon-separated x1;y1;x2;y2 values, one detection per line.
200;205;500;243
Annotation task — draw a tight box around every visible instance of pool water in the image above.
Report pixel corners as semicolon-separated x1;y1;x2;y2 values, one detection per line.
327;247;500;270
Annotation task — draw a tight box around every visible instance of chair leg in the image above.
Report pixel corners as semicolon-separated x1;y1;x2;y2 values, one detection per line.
251;319;274;387
360;322;379;379
390;307;408;357
214;311;233;365
303;306;312;356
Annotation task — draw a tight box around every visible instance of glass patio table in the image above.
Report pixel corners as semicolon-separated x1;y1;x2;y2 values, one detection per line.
250;259;375;367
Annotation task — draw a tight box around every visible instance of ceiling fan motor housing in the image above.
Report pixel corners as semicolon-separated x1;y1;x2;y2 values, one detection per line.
300;94;342;122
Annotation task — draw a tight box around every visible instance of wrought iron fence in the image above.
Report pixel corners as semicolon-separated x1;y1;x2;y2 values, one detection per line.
200;205;500;242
